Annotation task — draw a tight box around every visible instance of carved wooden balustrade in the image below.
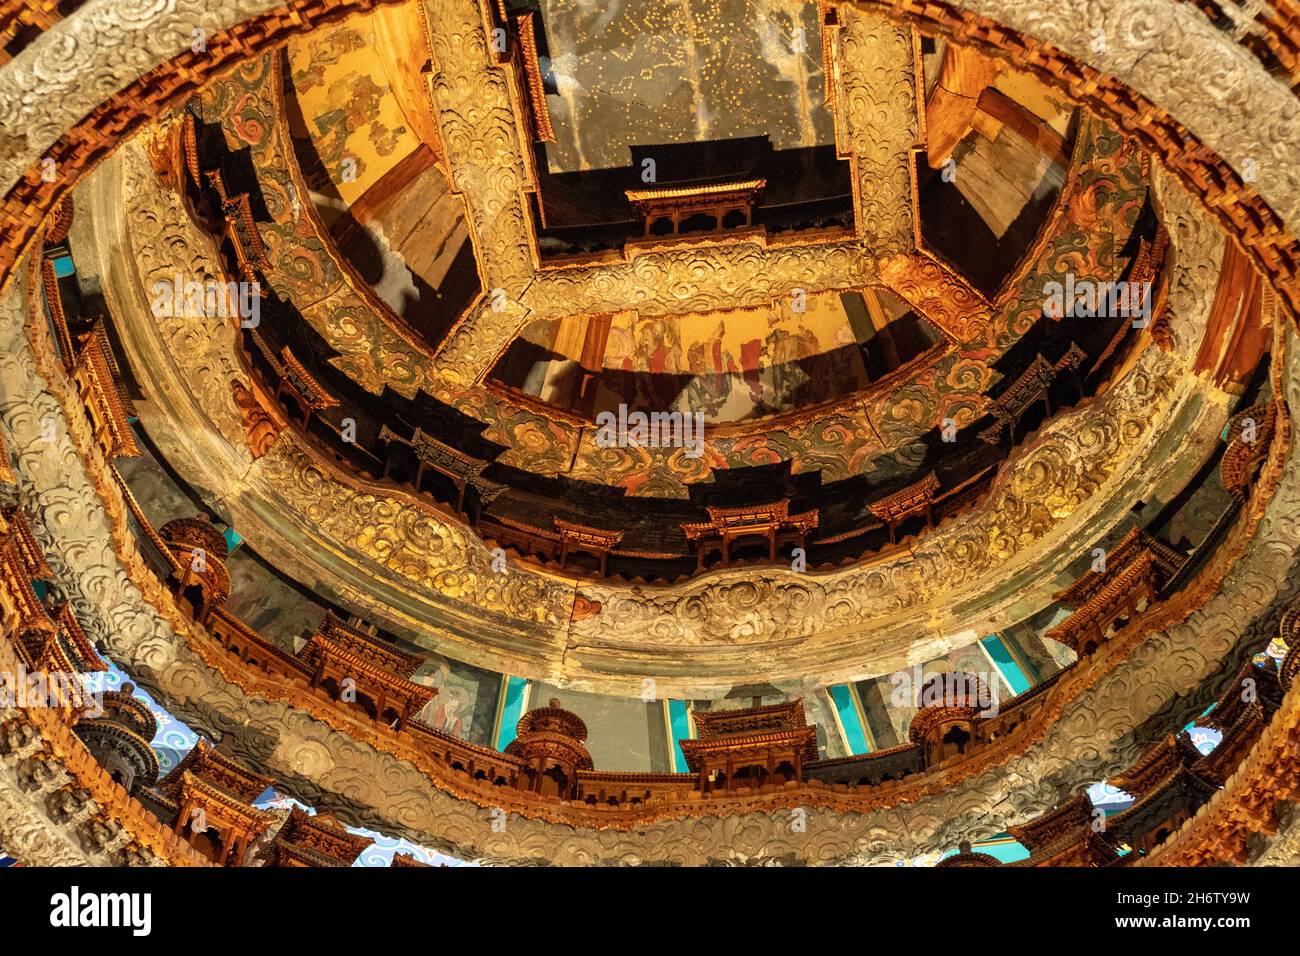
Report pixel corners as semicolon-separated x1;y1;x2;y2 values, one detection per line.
1001;643;1298;866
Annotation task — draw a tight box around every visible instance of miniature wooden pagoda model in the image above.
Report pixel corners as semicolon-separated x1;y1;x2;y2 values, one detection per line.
148;740;276;867
298;613;435;730
1048;527;1187;656
680;700;819;793
625;178;766;237
682;499;818;570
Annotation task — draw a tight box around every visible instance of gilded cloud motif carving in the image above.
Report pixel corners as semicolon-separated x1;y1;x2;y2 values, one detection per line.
200;46;1149;496
2;0;1300;869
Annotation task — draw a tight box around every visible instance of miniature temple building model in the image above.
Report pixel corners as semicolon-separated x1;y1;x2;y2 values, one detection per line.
1007;796;1119;866
379;425;490;514
680;700;818;793
907;673;994;766
1106;734;1219;855
73;685;160;795
1199;660;1285;775
979;345;1087;444
273;346;340;430
505;698;593;799
1;508;58;648
298;613;435;730
626;179;766;237
554;518;623;575
868;472;940;544
149;740;276;866
935;841;1001;867
68;320;141;461
682;500;818;570
159;516;232;623
1048;528;1186;656
2;508;106;720
1221;401;1278;499
203;168;274;282
263;807;371;867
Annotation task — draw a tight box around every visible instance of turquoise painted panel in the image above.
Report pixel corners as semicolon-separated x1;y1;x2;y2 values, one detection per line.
495;676;528;751
981;634;1032;695
828;684;870;754
667;699;692;773
975;838;1031;863
223;527;243;553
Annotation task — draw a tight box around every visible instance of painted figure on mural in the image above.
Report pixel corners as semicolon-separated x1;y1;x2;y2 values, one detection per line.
413;658;480;741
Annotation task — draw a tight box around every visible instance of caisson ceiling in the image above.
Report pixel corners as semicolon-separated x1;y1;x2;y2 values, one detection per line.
1;0;1299;873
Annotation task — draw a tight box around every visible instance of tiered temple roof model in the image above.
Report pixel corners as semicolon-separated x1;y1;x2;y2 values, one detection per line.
1048;528;1188;656
680;700;819;793
625;178;767;237
682;500;819;570
149;741;276;866
299;613;435;730
263;807;371;867
72;685;160;796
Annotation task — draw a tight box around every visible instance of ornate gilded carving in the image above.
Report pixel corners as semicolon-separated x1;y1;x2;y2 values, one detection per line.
8;226;1300;861
202;54;1145;493
63;103;1239;694
3;0;1300;868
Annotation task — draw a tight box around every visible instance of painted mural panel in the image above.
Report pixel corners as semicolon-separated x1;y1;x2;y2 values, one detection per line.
530;682;665;772
490;287;936;423
285;16;419;210
539;0;833;173
224;550;327;654
412;655;502;748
